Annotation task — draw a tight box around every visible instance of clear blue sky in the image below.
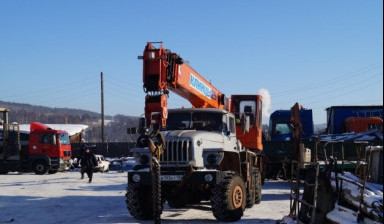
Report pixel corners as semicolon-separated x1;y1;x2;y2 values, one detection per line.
1;1;382;124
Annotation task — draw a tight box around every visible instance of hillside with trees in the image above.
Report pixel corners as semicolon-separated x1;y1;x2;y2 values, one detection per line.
0;101;139;142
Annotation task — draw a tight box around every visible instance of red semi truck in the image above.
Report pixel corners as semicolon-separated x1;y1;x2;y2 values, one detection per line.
0;108;72;174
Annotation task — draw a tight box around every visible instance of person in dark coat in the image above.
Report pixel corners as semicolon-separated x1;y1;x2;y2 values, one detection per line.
79;139;87;157
78;139;88;178
80;147;97;183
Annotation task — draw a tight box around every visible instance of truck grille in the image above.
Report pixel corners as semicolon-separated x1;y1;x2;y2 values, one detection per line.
160;139;192;166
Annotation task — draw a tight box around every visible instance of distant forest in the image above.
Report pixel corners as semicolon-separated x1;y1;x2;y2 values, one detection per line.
0;101;139;142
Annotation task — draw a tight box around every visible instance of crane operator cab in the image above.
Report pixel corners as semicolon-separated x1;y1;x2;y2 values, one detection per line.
230;95;263;151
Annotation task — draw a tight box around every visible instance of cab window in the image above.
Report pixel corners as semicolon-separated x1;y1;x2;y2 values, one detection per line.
39;134;55;144
58;133;70;145
275;123;292;135
239;101;256;126
229;116;235;133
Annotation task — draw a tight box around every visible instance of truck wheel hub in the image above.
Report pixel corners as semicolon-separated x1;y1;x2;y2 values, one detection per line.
232;185;243;209
36;164;44;171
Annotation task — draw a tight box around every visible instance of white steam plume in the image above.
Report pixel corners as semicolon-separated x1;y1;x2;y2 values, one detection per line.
258;88;272;119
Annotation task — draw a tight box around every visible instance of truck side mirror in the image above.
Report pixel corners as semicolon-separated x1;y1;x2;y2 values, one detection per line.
242;115;250;133
53;134;57;146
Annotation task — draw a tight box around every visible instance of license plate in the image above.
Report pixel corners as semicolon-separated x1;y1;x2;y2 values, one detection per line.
160;175;183;181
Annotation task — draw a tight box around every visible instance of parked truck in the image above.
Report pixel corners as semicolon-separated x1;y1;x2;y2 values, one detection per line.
263;106;314;179
126;43;264;222
0;108;72;174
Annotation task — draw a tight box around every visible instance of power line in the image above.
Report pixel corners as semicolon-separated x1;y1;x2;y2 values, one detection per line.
272;71;382;107
3;74;98;100
271;63;382;97
300;81;382;108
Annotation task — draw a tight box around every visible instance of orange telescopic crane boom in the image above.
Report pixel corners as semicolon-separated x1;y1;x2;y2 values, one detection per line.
141;42;228;128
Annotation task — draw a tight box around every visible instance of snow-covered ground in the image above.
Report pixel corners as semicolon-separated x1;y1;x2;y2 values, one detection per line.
0;171;291;224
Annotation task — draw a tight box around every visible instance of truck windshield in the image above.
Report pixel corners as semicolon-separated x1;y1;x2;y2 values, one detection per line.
167;112;223;132
274;123;292;135
58;133;70;145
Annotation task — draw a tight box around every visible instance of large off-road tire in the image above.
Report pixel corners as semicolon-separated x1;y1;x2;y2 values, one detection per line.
32;160;48;175
246;168;257;208
255;168;262;204
246;190;255;208
125;183;156;220
152;159;162;224
211;173;246;222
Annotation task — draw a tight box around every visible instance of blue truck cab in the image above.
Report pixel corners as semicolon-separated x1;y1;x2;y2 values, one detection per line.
269;108;314;141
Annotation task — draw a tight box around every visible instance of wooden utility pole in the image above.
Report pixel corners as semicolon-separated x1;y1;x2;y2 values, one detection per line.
101;72;105;144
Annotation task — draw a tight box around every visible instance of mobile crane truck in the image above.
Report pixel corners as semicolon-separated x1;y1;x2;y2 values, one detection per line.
125;43;265;222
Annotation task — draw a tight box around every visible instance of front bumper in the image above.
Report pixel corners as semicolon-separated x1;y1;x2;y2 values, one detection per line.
128;169;222;185
51;158;70;171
